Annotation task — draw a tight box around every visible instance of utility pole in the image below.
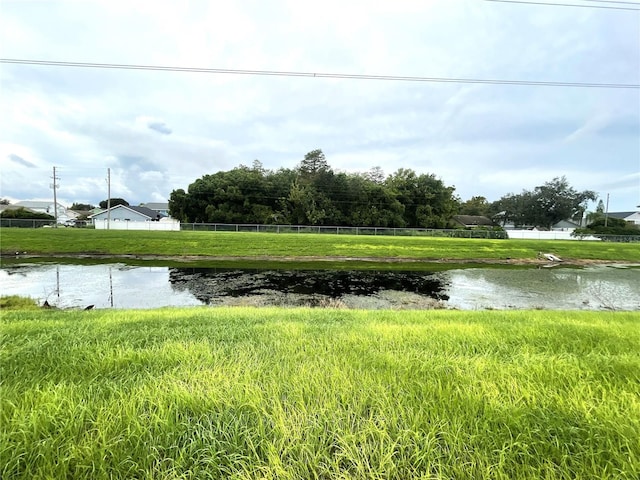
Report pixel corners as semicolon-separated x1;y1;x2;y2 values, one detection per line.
604;193;610;227
51;166;60;227
107;168;111;230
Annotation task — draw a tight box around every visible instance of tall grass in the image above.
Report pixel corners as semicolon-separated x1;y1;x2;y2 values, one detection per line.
2;308;639;479
2;228;639;263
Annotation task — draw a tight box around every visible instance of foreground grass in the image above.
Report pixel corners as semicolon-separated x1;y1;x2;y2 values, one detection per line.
2;308;639;479
1;228;639;264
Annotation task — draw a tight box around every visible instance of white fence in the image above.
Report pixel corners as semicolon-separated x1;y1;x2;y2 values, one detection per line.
94;220;181;231
506;230;600;241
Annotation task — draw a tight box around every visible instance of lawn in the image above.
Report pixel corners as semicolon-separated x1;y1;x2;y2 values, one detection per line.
1;228;638;265
2;308;639;479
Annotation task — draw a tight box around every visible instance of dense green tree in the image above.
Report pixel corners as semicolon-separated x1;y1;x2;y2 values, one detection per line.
459;196;491;217
99;198;129;209
298;149;330;176
492;177;596;229
70;203;95;211
386;169;458;228
529;177;596;229
168;150;459;228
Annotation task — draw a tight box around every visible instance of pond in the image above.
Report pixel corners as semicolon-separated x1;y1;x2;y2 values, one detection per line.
1;262;638;311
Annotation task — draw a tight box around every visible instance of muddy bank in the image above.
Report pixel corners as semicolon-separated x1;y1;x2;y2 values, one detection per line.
3;252;636;268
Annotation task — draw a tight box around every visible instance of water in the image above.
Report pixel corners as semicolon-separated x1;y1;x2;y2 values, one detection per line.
1;263;638;311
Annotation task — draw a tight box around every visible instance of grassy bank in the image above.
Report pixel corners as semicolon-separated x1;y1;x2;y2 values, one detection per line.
2;308;639;479
1;228;638;265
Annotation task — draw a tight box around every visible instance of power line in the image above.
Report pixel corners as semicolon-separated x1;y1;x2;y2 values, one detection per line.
1;58;638;89
575;0;640;5
483;0;640;9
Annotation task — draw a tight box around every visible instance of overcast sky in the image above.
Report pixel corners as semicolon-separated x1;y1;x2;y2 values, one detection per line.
1;0;639;213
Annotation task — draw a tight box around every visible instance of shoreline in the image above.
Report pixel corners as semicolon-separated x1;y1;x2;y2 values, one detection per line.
2;252;638;268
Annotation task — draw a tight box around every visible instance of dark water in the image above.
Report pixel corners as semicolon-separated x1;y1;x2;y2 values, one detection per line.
1;263;639;311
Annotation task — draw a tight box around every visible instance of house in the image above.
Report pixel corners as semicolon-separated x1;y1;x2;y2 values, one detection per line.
551;219;582;232
139;202;170;217
452;215;495;228
89;205;163;224
13;201;76;223
89;204;180;231
0;204;37;214
607;211;640;226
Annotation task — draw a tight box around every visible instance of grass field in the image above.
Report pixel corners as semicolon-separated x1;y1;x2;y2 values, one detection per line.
2;308;639;479
1;228;639;265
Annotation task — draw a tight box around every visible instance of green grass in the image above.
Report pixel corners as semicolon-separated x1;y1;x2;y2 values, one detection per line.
1;228;639;264
2;308;639;479
0;296;40;310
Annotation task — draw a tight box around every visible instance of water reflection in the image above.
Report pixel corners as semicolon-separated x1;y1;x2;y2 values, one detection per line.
0;263;638;311
168;268;449;305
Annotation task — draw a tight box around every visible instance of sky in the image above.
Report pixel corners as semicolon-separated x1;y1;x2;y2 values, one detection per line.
1;0;639;213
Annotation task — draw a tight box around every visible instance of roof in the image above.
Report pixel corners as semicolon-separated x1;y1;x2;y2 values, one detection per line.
89;204;161;219
452;215;495;227
606;211;637;219
0;204;37;213
140;202;169;210
15;201;54;209
129;205;163;218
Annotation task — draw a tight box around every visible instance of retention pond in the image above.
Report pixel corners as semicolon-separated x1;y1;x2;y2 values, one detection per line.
1;262;638;311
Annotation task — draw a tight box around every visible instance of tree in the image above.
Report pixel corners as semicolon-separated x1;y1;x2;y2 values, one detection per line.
459;196;490;216
529;177;596;229
70;203;95;211
298;149;330;176
168;151;458;228
492;177;596;229
585;199;606;226
0;198;10;205
99;198;129;209
386;169;458;228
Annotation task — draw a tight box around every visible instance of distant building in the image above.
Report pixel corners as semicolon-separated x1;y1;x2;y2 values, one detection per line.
13;200;77;222
89;204;179;231
90;205;163;223
139;202;170;217
606;211;640;226
451;215;496;228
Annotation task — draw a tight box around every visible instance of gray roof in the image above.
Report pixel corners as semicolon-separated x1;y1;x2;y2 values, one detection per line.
89;204;160;219
140;202;169;210
129;205;163;218
607;212;636;219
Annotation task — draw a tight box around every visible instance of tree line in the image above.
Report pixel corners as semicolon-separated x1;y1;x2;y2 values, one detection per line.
168;149;603;230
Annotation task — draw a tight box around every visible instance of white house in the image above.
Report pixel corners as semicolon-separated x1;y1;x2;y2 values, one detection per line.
139;202;170;217
13;200;76;223
89;205;180;231
607;210;640;226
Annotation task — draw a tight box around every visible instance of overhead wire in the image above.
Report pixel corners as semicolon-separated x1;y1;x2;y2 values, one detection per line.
1;58;638;89
483;0;640;10
573;0;640;5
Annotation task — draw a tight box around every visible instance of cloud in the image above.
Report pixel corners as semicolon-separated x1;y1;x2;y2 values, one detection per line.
147;121;172;135
0;0;638;213
8;154;36;168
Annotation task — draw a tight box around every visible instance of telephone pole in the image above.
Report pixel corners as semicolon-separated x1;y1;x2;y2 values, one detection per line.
107;168;111;230
51;166;60;227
